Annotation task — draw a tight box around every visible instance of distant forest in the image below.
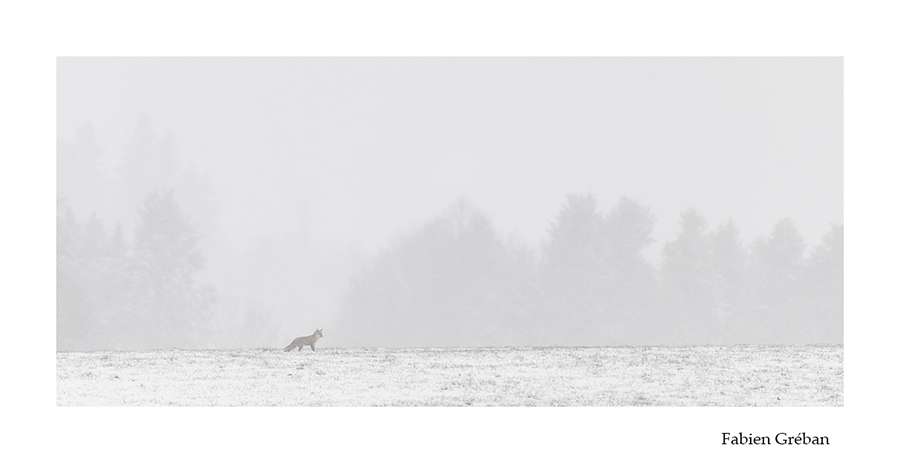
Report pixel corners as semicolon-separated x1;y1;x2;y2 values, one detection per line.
336;196;842;347
57;119;843;350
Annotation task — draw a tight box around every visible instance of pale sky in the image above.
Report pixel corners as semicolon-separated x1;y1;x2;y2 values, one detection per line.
57;57;843;258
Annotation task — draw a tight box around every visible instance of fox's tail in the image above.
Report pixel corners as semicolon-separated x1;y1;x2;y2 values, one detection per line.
283;340;296;351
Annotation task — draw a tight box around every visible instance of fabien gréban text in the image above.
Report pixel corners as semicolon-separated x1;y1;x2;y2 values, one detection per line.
722;432;829;445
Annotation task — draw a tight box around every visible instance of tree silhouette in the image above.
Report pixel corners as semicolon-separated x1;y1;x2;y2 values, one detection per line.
57;200;135;350
117;115;180;230
660;209;715;343
131;190;215;348
539;193;607;345
57;199;94;351
708;219;747;342
604;196;657;344
801;224;843;343
337;198;525;347
747;218;806;343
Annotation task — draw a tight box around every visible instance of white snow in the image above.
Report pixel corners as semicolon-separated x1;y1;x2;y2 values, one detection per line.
56;345;843;406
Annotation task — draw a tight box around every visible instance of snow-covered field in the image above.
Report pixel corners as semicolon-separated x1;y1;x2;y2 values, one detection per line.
57;345;842;406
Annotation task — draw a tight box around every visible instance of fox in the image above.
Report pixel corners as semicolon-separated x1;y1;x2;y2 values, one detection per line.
283;329;324;352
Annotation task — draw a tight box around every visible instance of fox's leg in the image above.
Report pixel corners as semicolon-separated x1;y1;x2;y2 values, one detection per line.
297;345;304;352
311;344;316;352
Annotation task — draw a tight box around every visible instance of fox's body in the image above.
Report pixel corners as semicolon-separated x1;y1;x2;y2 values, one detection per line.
283;329;324;352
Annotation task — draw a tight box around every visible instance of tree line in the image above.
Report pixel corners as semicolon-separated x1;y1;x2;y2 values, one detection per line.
57;117;842;349
58;191;216;350
335;195;842;347
57;117;273;351
58;189;842;350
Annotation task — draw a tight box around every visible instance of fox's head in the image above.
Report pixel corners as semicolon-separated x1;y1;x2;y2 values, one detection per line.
314;328;324;338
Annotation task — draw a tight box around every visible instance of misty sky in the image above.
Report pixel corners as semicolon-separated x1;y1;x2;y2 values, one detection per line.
57;57;842;260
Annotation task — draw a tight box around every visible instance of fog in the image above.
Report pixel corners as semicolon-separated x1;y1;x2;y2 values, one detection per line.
56;57;842;350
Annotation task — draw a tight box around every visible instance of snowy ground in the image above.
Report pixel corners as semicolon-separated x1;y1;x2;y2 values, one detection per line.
57;345;842;406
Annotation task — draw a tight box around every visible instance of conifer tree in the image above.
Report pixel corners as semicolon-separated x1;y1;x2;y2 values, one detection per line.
131;190;215;348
